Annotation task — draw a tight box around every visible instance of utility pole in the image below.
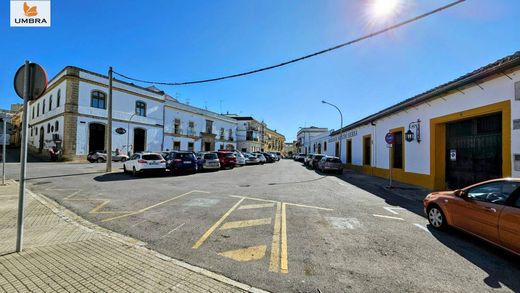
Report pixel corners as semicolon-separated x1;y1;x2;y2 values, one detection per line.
106;67;113;172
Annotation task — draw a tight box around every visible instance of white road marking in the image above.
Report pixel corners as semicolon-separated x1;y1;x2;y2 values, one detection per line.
413;223;432;235
326;217;362;230
382;206;404;215
131;219;148;227
161;223;186;238
372;214;404;220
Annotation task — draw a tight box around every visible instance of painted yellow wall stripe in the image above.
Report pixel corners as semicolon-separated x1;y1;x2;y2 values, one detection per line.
192;198;245;249
220;218;272;230
269;202;282;272
238;203;275;210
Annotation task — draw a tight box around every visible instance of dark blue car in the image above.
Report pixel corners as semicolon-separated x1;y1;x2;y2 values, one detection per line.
164;151;198;175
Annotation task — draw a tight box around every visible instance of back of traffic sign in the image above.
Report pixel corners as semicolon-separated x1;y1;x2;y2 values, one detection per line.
14;63;48;100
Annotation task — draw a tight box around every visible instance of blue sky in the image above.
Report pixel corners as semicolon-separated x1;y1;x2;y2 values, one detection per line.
1;0;519;141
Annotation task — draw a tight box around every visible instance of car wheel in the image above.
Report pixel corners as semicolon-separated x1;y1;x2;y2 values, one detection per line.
427;205;447;230
97;157;104;163
132;167;137;177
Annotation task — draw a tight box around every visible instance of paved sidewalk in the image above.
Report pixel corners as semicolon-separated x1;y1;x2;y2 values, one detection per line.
0;180;267;293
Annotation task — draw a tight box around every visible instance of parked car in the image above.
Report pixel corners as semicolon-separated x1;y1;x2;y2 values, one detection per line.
216;151;237;169
254;153;266;164
317;156;344;174
123;152;166;176
310;154;326;169
196;152;221;171
233;151;246;166
423;178;520;255
88;150;129;163
244;153;260;165
261;152;275;163
164;151;198;174
304;154;314;166
296;153;306;162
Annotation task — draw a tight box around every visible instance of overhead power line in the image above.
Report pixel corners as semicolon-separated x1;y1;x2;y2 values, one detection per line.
113;0;465;86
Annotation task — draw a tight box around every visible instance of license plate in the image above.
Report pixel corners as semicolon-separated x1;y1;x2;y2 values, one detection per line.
149;162;158;165
184;161;192;164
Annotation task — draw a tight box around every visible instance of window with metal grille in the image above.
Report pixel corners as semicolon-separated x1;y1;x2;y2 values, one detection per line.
363;136;371;165
392;131;403;169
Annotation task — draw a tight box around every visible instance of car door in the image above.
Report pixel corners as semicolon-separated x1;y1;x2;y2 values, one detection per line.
498;183;520;254
449;182;508;244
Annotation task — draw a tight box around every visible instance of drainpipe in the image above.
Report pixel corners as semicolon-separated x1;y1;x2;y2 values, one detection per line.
371;121;377;171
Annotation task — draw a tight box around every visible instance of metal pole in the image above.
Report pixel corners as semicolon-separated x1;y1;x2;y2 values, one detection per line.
389;145;393;188
322;101;343;159
2;117;6;185
106;67;113;172
16;60;30;252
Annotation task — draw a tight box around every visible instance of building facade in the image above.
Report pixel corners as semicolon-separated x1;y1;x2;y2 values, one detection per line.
296;127;329;154
300;52;520;190
263;128;285;153
228;116;266;153
24;66;280;160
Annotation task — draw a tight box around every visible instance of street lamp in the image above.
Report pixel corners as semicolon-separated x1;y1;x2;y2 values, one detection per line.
322;100;343;159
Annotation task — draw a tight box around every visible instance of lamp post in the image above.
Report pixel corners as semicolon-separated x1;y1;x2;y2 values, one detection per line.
126;113;137;156
322;100;343;159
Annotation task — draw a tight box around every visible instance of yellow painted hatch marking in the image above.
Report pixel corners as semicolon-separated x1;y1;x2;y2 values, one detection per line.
218;245;267;262
280;203;288;274
269;202;282;272
229;195;333;211
192;197;246;249
238;203;275;210
102;190;208;222
220;218;272;230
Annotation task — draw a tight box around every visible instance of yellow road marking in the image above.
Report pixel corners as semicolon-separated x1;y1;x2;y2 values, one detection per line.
238;203;275;210
220;218;272;230
269;202;282;272
192;198;245;249
229;195;278;203
218;245;267;262
280;203;288;274
102;190;208;222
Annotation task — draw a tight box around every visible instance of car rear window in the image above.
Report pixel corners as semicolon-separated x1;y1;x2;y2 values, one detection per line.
142;154;162;160
223;153;235;158
204;153;218;159
176;153;195;160
327;158;342;163
315;155;324;159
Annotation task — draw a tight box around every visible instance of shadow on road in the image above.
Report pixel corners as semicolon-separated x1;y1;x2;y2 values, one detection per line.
93;172;167;182
25;171;107;181
427;225;520;291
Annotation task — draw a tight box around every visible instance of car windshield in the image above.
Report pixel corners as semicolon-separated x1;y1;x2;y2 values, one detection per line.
142;154;162;160
204;153;218;160
223;153;235;158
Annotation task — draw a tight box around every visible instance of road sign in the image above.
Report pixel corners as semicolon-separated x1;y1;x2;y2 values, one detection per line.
14;63;48;100
385;132;394;144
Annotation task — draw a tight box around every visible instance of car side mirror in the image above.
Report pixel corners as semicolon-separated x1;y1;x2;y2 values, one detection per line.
454;189;465;197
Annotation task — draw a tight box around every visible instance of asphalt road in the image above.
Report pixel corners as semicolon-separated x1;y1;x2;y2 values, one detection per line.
4;160;519;292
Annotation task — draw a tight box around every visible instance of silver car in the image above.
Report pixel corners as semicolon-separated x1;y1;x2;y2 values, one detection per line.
198;152;221;171
233;151;246;166
317;156;344;174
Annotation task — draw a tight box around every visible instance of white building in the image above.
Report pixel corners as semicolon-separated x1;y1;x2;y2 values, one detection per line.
296;127;329;154
26;66;240;160
228;116;265;152
300;51;520;190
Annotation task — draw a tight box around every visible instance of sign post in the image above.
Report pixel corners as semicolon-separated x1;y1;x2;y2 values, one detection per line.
13;61;48;252
2;115;6;186
385;132;395;189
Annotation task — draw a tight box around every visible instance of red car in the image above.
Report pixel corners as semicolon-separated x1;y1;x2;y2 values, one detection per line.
215;151;237;169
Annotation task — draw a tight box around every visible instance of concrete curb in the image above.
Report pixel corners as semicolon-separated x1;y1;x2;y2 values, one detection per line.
17;179;270;293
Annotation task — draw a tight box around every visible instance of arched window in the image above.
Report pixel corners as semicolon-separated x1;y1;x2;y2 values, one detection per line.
91;91;106;109
55;121;59;132
49;95;53;111
228;129;233;140
57;89;61;107
135;101;146;116
47;123;51;133
37;103;40;116
324;141;327;152
42;99;46;114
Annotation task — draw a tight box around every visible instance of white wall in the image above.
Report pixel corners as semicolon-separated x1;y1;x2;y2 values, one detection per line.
327;71;520;177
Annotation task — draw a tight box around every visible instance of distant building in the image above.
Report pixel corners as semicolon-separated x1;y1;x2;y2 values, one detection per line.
263;128;285;154
226;116;266;152
296;127;329;154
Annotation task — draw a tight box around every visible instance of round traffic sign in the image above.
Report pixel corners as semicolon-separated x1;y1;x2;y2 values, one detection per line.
385;132;394;144
14;63;48;100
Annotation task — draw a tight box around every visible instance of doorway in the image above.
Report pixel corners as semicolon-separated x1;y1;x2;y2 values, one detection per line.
133;128;146;153
39;126;45;152
204;142;211;151
89;123;105;152
446;113;502;189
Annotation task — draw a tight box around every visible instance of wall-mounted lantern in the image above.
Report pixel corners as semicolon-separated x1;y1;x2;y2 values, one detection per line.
405;119;421;143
